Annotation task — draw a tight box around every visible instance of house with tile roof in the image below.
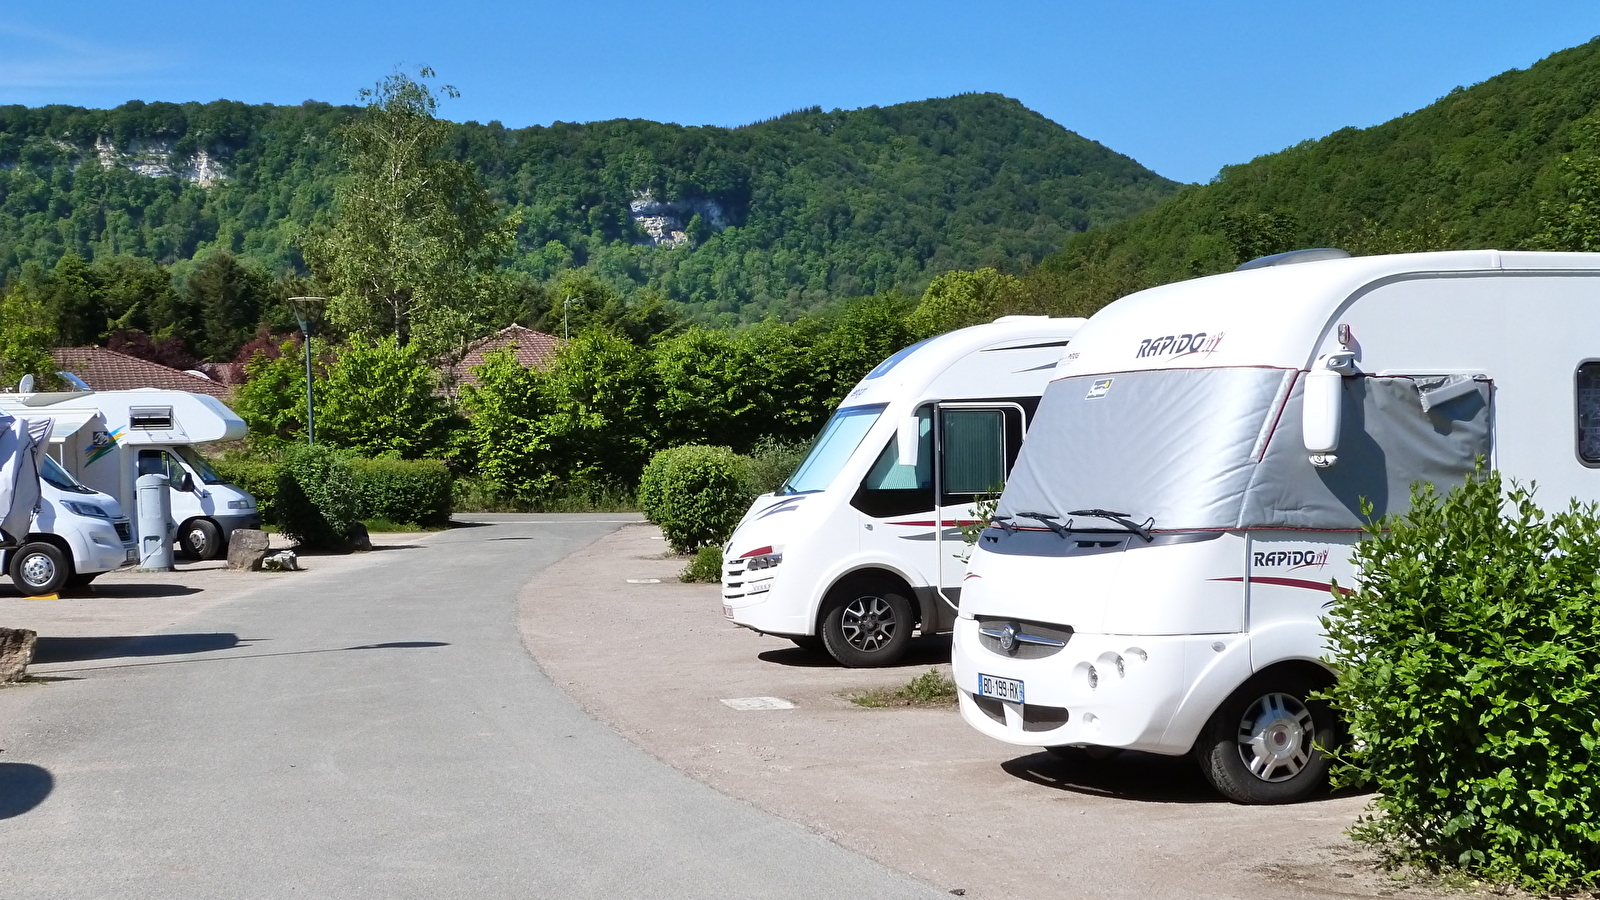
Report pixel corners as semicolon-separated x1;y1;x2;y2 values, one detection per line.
440;325;562;394
49;347;234;400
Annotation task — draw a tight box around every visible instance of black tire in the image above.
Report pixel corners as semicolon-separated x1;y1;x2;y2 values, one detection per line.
1195;671;1337;804
10;541;71;596
66;572;99;589
819;581;914;667
788;635;826;654
178;519;224;561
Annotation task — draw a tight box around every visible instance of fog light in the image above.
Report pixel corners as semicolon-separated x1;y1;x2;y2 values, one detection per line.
1087;665;1099;690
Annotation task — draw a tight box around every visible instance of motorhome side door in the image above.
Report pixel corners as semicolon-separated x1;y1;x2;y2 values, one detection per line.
933;403;1025;600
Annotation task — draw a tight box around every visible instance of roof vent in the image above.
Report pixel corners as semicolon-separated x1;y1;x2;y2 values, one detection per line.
1235;248;1351;272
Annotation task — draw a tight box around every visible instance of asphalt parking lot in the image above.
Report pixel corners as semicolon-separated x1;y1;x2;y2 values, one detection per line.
520;523;1397;900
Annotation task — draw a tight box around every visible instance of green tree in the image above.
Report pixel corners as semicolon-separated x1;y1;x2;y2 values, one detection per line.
1536;115;1600;251
233;340;318;449
186;251;271;359
907;268;1025;337
0;286;60;390
459;347;549;500
303;68;520;355
316;336;456;459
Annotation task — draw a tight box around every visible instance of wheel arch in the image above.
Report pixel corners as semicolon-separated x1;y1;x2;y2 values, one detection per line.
814;565;920;633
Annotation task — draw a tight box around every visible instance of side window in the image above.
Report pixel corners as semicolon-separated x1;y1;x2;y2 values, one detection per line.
941;408;1006;497
851;407;934;518
1578;362;1600;465
136;449;165;478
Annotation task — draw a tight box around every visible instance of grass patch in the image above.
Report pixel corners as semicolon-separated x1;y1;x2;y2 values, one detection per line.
360;516;449;533
679;546;722;583
850;668;958;708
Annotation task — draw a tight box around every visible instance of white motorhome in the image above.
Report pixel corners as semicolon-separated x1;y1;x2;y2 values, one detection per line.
722;316;1085;667
952;249;1600;803
0;413;137;595
0;389;259;560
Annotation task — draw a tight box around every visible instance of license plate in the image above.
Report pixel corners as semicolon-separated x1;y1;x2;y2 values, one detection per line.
722;604;734;619
978;673;1024;703
125;549;139;564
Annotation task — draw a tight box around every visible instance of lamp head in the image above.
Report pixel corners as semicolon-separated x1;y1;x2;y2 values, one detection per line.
286;296;326;335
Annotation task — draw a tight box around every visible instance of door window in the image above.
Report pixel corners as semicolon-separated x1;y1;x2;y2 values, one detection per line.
137;450;188;486
1579;362;1600;465
941;408;1006;496
852;407;934;517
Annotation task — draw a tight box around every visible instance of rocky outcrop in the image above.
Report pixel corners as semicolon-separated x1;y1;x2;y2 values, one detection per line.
628;190;728;247
92;136;227;187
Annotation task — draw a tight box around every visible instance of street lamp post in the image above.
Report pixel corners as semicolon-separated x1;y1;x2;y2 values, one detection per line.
563;295;583;340
286;297;326;446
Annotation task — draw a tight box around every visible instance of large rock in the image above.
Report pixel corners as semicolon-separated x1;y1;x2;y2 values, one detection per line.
226;528;271;571
347;522;373;553
0;628;37;683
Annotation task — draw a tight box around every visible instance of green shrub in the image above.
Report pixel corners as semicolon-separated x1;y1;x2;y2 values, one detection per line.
1326;469;1600;890
212;457;282;524
637;445;753;553
742;436;810;496
274;444;361;551
679;546;723;583
347;457;452;527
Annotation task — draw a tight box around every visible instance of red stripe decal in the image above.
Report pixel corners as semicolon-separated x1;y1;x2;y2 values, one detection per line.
739;545;774;559
1210;576;1352;596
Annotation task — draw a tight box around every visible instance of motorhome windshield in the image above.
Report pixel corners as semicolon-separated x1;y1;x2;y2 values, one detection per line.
173;446;225;484
998;366;1491;534
780;404;887;495
41;457;93;494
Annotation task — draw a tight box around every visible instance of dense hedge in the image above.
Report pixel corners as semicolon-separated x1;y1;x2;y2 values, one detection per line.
1326;469;1600;890
347;457;452;527
274;445;361;550
637;445;753;553
212;457;281;524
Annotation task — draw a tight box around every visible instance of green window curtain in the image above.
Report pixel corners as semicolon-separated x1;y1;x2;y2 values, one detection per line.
942;409;1004;495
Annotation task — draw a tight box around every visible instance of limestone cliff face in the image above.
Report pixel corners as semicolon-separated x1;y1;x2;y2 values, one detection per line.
91;136;227;187
628;190;727;247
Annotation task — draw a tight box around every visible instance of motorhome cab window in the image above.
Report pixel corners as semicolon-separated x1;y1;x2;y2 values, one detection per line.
41;457;93;494
173;446;225;484
854;407;934;517
782;404;886;494
1577;362;1600;465
129;407;174;429
137;449;188;487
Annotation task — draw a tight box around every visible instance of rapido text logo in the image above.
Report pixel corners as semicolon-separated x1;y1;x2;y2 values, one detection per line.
1253;550;1329;570
1136;331;1224;359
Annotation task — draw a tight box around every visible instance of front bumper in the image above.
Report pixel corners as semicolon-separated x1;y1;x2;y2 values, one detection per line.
74;518;138;574
211;513;262;540
951;616;1242;756
722;557;809;636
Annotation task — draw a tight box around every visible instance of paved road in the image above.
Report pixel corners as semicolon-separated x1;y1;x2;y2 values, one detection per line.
0;515;941;900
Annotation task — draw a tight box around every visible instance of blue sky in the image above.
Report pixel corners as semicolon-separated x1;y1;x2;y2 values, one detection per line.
3;1;1598;184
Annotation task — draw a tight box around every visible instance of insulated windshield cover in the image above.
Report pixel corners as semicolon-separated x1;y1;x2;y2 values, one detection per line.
998;368;1489;533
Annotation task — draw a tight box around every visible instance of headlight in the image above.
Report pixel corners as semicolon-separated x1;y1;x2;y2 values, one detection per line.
228;499;256;510
746;553;783;571
62;500;112;519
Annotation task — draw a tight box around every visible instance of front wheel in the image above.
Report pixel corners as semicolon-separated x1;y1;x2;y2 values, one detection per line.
178;519;224;561
1195;671;1337;804
10;542;71;596
819;582;914;667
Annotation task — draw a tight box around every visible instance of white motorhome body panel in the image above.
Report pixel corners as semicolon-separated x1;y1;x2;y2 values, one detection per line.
724;317;1085;651
956;251;1600;757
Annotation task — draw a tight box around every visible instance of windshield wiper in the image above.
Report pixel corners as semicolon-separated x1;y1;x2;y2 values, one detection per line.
990;515;1015;534
1066;508;1154;542
1016;510;1071;539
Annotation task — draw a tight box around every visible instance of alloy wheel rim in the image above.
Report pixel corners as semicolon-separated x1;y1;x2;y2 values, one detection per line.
840;595;896;652
1236;692;1315;782
19;552;56;589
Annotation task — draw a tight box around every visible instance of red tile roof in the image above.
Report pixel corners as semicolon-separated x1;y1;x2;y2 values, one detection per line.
51;347;234;399
442;325;562;391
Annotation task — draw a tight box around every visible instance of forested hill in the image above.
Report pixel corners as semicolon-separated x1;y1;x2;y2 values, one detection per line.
0;93;1179;319
1033;37;1600;313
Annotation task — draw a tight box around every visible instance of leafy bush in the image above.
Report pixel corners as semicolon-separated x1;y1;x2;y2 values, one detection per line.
742;436;810;496
1326;469;1600;890
347;457;452;527
679;546;722;583
212;457;282;524
637;445;752;553
274;444;361;551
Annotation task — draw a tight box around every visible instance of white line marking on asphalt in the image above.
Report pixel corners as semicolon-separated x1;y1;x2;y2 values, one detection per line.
626;578;662;584
720;697;796;711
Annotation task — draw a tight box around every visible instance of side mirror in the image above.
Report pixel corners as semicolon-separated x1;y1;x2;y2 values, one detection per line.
896;416;921;467
1303;352;1355;465
179;473;195;493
